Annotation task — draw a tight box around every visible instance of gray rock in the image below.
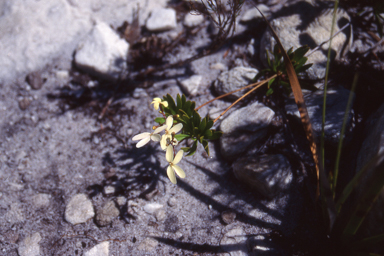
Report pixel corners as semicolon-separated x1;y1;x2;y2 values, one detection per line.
240;4;270;22
178;75;202;96
143;202;163;214
220;226;248;256
26;72;45;90
260;7;351;80
184;13;205;27
232;154;292;199
75;22;129;80
154;209;167;222
146;8;177;32
167;197;177;207
285;87;353;144
115;196;127;207
5;203;24;224
214;67;259;99
65;193;95;225
95;200;120;226
138;237;158;251
18;232;41;256
221;210;236;225
84;241;109;256
18;98;31;111
220;102;275;158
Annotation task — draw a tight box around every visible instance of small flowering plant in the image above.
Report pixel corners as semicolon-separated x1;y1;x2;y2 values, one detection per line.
132;94;222;184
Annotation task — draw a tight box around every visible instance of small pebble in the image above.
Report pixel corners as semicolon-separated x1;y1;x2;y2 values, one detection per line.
84;241;109;256
115;196;127;206
95;200;120;226
18;98;31;110
65;193;95;225
103;185;115;196
221;210;236;225
143;202;163;214
26;72;45;90
154;209;166;222
18;232;41;256
138;237;158;251
167;197;177;207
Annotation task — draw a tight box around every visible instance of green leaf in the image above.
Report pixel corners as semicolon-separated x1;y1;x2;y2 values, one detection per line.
176;94;182;108
266;88;274;96
266;50;271;68
154;117;165;124
199;118;207;133
202;140;209;156
208;130;223;140
181;147;190;152
174;134;190;141
268;77;276;87
186;141;198;156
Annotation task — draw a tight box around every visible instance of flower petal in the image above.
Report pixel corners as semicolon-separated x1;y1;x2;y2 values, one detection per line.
150;134;161;141
169;123;183;134
172;164;185;179
166;116;173;130
165;145;174;162
132;132;150;141
160;135;168;150
167;165;177;184
161;101;168;107
136;137;150;148
173;150;183;165
153;124;167;134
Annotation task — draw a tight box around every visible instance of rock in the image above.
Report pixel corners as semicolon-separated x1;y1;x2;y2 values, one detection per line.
138;237;158;251
26;72;45;90
260;5;351;80
210;62;227;71
18;98;31;111
95;200;120;226
220;102;275;158
115;196;127;207
355;103;384;242
0;0;168;84
167;197;177;207
31;193;50;208
220;227;248;256
5;203;24;224
240;4;270;22
221;210;236;225
154;209;167;222
132;88;148;99
143;202;163;214
74;22;129;80
178;75;202;96
18;232;41;256
285;87;353;144
184;13;204;27
103;185;115;196
232;154;292;199
3;229;19;244
65;193;95;225
84;241;109;256
214;67;259;99
146;8;177;32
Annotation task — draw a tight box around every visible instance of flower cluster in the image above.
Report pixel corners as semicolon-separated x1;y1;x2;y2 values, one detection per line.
132;98;185;184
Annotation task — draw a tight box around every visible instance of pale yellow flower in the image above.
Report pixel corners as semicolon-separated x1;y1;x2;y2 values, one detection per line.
132;125;166;148
165;145;185;184
151;98;168;110
160;116;183;150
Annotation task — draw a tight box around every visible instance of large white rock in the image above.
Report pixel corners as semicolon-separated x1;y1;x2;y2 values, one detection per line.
0;0;168;84
146;8;177;32
84;241;109;256
18;232;41;256
75;22;129;80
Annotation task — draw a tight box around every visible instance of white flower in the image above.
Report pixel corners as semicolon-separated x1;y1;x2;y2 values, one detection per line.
165;145;185;184
160;116;183;150
151;98;168;110
132;125;167;148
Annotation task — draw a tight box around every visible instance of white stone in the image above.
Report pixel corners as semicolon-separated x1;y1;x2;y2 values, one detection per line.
32;193;50;208
184;13;204;27
75;22;129;80
146;8;177;32
143;202;163;214
65;193;95;225
138;237;158;251
18;232;41;256
84;241;109;256
103;185;115;195
178;75;202;96
0;0;168;84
